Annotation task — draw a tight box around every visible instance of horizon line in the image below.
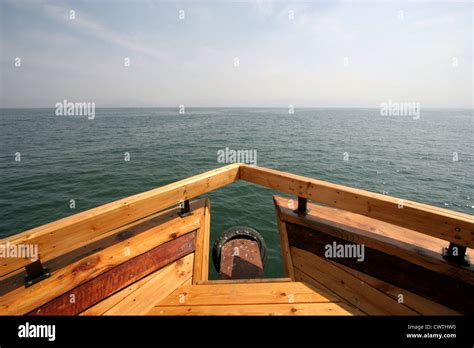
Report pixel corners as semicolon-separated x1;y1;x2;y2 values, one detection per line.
1;106;473;110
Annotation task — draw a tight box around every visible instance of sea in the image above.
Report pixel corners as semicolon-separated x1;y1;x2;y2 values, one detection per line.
0;107;472;278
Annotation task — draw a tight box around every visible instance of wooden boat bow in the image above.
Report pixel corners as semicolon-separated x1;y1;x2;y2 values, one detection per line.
0;164;472;315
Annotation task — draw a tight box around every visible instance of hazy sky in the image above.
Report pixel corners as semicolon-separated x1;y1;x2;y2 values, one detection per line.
0;0;472;108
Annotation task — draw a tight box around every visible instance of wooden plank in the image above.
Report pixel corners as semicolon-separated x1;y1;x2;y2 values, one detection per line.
291;247;418;315
157;282;334;306
80;267;159;315
0;164;239;277
287;224;474;314
150;302;355;316
0;211;200;315
274;196;474;282
293;253;458;316
0;199;207;297
81;273;193;316
274;197;295;280
101;253;194;315
332;261;460;315
29;233;195;315
241;165;474;247
293;268;349;303
293;269;367;316
293;268;363;312
192;199;210;283
195;278;291;285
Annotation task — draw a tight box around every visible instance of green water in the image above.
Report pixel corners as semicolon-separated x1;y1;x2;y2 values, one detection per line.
0;108;472;278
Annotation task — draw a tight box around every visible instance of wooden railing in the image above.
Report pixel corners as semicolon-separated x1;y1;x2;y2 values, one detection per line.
0;164;239;277
240;164;474;248
1;163;473;277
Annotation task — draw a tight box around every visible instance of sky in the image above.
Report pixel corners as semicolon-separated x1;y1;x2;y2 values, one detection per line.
0;0;472;108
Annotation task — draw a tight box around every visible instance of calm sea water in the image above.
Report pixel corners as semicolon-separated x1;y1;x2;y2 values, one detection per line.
0;108;472;278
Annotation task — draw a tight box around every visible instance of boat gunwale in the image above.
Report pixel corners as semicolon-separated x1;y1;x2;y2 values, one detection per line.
1;163;472;278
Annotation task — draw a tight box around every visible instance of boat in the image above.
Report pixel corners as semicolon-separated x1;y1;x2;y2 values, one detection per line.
0;163;472;315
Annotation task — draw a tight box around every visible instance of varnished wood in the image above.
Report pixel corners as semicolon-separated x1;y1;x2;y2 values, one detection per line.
0;200;207;297
291;247;417;315
195;278;291;285
192;199;211;283
80;266;161;315
0;164;239;277
0;210;200;315
99;253;194;315
157;281;332;306
293;268;353;305
287;223;474;314
332;259;460;315
150;302;356;316
273;197;295;280
29;232;196;315
274;196;474;282
1;164;472;316
241;165;474;247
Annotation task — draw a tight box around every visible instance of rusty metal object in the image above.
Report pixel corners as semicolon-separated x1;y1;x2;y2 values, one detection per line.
213;226;267;280
219;239;264;280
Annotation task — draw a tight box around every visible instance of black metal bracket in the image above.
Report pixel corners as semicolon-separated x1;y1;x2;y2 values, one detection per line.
24;259;51;287
293;196;310;215
178;199;192;217
442;243;470;266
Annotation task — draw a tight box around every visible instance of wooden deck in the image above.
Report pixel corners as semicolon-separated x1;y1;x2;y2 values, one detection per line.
150;281;359;316
82;275;361;316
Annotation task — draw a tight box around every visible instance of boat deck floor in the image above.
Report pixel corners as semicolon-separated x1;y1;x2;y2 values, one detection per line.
83;273;361;316
152;280;365;315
